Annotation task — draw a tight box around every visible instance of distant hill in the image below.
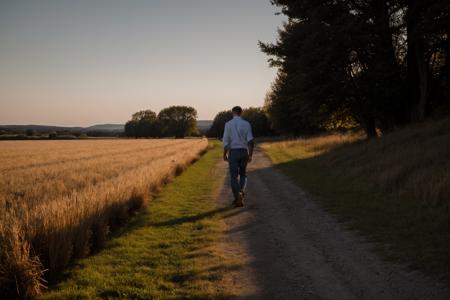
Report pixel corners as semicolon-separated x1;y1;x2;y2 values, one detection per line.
0;124;121;133
0;124;84;132
84;124;124;132
0;121;212;133
197;120;213;132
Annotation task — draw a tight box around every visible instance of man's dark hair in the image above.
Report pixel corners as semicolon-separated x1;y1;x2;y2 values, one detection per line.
232;106;243;115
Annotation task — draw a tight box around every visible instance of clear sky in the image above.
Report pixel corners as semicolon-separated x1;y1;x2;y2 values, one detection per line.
0;0;283;126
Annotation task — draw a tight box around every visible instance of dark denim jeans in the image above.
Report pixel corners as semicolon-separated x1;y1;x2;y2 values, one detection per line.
228;148;249;200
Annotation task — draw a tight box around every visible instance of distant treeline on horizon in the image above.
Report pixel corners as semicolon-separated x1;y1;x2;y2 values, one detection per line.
125;105;274;139
0;118;214;140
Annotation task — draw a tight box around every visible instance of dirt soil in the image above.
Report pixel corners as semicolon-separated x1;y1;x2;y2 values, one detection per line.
215;148;450;300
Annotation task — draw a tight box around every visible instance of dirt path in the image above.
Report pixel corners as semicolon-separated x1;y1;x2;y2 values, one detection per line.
215;148;450;300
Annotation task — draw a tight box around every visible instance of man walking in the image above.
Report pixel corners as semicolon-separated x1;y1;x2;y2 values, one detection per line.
223;106;254;207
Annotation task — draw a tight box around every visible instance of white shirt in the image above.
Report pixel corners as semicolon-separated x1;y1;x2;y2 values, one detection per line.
223;116;254;150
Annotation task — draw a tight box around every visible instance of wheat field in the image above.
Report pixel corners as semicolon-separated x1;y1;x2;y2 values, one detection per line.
0;138;209;298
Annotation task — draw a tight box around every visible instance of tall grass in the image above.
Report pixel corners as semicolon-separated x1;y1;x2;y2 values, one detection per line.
263;118;450;208
0;139;208;298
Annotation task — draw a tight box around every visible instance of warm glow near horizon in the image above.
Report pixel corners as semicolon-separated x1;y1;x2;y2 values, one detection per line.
0;0;284;127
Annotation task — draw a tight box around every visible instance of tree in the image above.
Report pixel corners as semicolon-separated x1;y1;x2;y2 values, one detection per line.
261;0;450;138
261;1;366;135
405;0;450;121
133;110;158;137
208;107;273;138
207;110;233;138
242;107;273;137
157;106;198;138
124;120;139;138
124;110;158;138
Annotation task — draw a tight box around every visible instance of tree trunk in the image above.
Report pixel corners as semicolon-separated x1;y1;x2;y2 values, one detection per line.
362;115;378;139
407;0;428;122
415;51;428;120
376;1;409;126
375;1;401;75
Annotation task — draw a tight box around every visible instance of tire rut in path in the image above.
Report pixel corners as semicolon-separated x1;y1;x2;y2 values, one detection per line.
215;149;450;300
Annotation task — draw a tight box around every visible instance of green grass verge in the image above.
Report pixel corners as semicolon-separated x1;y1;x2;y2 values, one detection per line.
261;142;450;279
40;142;233;299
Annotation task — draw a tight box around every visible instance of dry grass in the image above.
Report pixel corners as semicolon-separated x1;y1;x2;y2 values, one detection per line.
263;117;450;208
263;132;365;159
262;117;450;277
0;138;208;299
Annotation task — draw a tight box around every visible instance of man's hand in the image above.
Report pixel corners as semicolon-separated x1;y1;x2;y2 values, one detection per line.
223;148;229;162
247;140;254;163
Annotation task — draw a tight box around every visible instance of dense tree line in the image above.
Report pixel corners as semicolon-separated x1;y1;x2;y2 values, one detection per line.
125;106;198;138
208;107;272;138
261;0;450;138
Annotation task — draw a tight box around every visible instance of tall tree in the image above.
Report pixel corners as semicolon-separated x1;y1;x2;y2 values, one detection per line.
261;1;374;135
124;120;139;138
157;106;198;138
407;0;428;122
135;110;158;137
208;108;273;138
242;107;273;137
125;109;158;138
261;0;450;138
208;110;233;138
405;0;450;121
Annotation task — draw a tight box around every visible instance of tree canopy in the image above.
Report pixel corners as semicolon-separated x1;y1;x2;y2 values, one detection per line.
242;107;273;137
124;106;199;138
208;107;272;138
125;109;158;138
207;110;233;138
261;0;450;138
157;106;198;138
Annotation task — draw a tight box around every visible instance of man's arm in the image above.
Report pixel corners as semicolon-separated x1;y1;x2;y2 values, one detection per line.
222;123;230;161
247;123;254;162
247;139;254;162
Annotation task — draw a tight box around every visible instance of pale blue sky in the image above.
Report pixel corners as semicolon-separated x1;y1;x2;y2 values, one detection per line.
0;0;283;126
